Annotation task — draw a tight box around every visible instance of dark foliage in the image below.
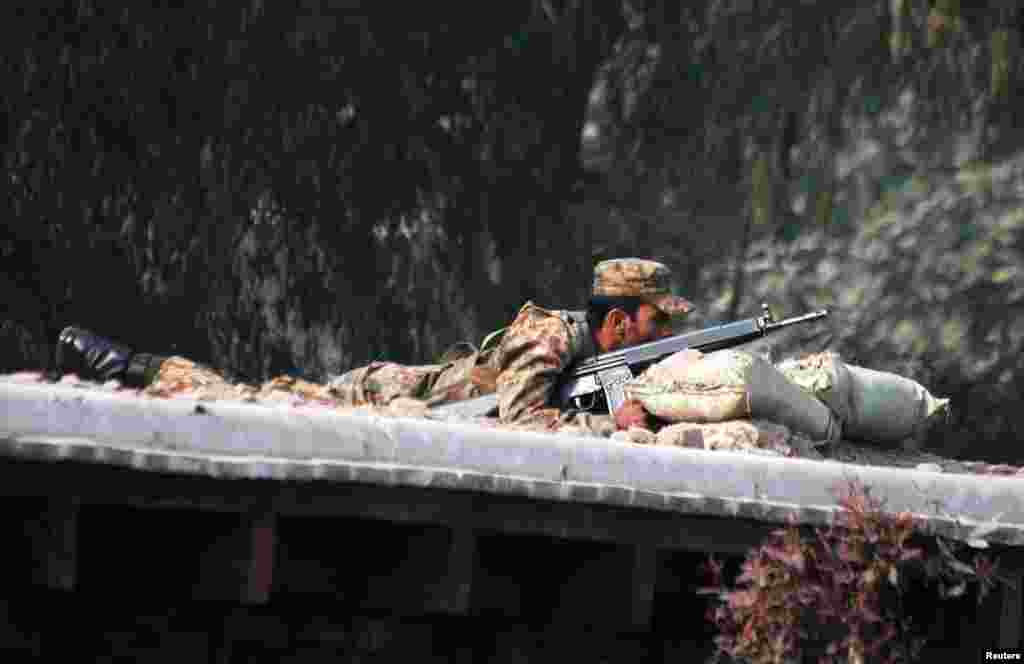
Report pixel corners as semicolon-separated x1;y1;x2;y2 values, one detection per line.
1;0;624;379
702;480;1004;664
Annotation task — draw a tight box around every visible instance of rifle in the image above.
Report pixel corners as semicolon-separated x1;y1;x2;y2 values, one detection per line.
431;304;829;419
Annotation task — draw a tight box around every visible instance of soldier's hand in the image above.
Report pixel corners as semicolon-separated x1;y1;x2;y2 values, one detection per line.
614;399;655;431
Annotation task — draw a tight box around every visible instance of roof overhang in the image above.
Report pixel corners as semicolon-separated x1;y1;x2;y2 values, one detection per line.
2;380;1023;548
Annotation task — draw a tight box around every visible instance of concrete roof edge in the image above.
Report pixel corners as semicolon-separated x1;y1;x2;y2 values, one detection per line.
2;381;1023;546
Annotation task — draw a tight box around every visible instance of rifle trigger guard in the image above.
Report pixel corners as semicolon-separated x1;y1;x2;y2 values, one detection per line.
572;393;598;412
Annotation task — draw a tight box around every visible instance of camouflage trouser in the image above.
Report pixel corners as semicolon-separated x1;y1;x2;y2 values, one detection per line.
146;356;252;399
326;353;494;407
146;353;494;407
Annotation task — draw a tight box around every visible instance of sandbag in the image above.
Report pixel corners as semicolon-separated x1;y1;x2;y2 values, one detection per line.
778;352;949;444
625;349;751;422
625;349;841;443
776;351;855;425
747;353;841;443
844;364;949;443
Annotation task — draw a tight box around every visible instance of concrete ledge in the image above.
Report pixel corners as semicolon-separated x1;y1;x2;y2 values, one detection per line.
2;381;1024;546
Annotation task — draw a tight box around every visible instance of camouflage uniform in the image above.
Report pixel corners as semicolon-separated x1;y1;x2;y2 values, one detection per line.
145;258;694;434
326;351;494;408
144;356;251;399
145;348;500;410
492;301;611;432
308;301;611;434
489;258;693;432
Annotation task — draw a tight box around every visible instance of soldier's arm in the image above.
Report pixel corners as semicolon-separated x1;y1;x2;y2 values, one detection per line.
495;312;616;435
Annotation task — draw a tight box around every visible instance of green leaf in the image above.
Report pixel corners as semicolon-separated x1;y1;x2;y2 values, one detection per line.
751;95;771;114
779;222;802;243
688;63;705;85
830;204;850;228
878;174;910;196
505;29;530;52
797;174;817;194
992;268;1015;284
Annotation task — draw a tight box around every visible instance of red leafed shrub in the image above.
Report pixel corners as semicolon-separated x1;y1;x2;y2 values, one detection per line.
702;480;1004;664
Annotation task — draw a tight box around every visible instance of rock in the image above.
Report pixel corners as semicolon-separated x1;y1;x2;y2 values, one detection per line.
610;427;657;446
655;419;800;456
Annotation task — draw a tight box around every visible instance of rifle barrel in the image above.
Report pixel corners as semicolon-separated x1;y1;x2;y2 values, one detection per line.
568;318;762;378
765;309;829;331
568;308;829;379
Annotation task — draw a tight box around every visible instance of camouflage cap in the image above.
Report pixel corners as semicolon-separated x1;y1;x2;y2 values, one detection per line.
592;258;694;317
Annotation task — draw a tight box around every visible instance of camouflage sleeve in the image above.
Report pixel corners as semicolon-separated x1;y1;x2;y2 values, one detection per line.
495;306;616;436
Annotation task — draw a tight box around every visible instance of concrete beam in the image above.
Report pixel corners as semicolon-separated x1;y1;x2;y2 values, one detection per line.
359;525;478;615
0;458;775;555
548;544;660;630
629;545;658;630
193;511;277;604
430;528;476;615
28;498;79;591
3;380;1024;547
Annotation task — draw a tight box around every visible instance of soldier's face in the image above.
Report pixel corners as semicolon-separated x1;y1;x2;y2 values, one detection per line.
597;303;675;353
625;304;674;346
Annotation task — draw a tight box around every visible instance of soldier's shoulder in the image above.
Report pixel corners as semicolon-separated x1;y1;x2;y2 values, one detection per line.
503;302;579;358
511;301;571;328
515;300;559;316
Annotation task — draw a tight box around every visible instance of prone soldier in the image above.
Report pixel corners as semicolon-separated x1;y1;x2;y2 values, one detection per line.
53;258;693;434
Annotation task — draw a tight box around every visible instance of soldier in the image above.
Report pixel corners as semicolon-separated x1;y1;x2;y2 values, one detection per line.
53;258;693;434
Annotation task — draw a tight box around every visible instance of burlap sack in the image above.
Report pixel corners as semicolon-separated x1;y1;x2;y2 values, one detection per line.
776;351;855;425
625;349;841;443
624;349;751;422
778;351;949;444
